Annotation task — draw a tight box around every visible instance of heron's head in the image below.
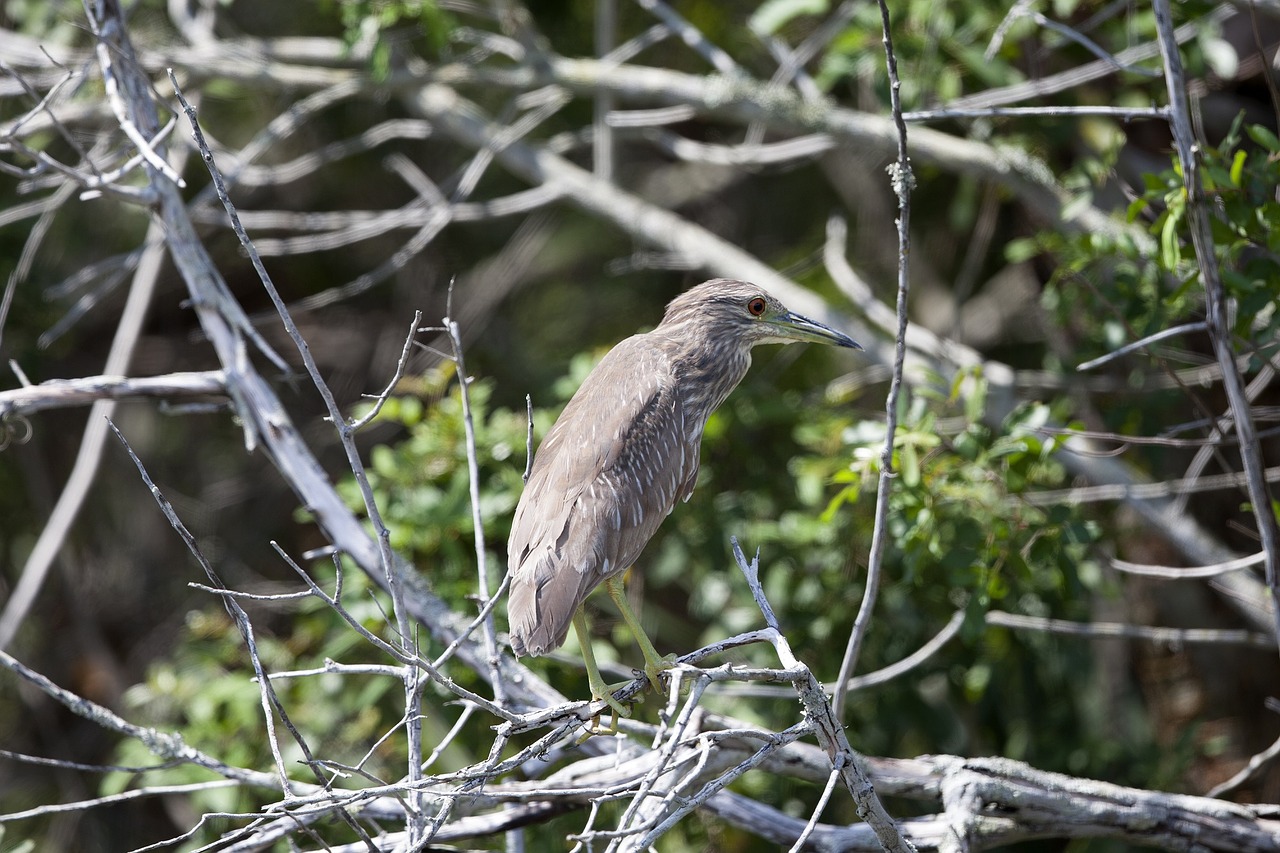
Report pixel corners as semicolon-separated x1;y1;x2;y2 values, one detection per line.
660;278;862;351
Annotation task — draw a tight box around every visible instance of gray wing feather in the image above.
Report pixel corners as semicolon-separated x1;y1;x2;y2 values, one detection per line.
507;336;696;656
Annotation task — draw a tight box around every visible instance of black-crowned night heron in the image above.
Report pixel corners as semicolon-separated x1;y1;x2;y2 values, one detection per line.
506;278;860;715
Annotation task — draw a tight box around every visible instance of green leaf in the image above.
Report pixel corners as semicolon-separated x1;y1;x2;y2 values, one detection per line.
1200;36;1239;80
964;372;988;424
1161;204;1184;270
749;0;829;35
901;439;920;487
1060;191;1095;223
964;662;992;700
1247;124;1280;152
1125;196;1149;223
1229;149;1247;187
1005;237;1041;263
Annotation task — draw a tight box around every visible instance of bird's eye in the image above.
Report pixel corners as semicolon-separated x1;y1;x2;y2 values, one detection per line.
747;297;767;317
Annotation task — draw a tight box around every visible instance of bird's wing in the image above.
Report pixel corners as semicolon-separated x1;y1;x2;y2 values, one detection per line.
507;335;696;655
678;442;700;503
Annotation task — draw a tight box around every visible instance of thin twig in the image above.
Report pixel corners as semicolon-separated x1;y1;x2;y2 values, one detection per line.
1207;729;1280;798
268;544;521;721
1024;464;1280;505
832;0;915;723
0;646;278;788
1027;9;1161;76
950;8;1224;110
788;767;842;853
905;105;1168;121
0;748;184;775
0;209;177;651
0;780;240;823
1111;551;1266;579
760;609;962;699
1076;321;1208;371
984;610;1274;649
444;309;507;708
729;541;915;853
349;311;422;431
594;0;615;183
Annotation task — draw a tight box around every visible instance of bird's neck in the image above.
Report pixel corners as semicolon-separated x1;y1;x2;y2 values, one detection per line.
662;327;752;431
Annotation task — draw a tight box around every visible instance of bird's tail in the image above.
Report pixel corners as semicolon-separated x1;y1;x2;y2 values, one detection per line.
507;549;592;657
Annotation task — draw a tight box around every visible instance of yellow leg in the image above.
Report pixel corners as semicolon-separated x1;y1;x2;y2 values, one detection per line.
572;606;629;727
604;575;676;692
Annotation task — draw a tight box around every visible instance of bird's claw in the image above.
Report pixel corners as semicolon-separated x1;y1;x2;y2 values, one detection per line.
643;654;678;693
576;690;630;741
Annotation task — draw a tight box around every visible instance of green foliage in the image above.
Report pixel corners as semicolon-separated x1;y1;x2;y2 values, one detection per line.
825;369;1100;615
0;0;86;45
326;0;455;76
749;0;831;37
668;365;1141;784
339;363;531;586
815;0;1112;106
106;565;410;827
1037;115;1280;369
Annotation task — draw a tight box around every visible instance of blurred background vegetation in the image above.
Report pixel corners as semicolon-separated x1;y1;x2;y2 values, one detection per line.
1;0;1278;849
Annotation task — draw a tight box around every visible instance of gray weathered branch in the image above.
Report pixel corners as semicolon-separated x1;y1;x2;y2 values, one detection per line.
0;370;227;418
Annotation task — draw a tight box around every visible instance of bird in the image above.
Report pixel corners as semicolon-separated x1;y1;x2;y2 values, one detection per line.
506;278;861;716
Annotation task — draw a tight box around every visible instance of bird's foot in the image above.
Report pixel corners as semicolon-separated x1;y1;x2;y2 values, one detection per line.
585;669;632;722
642;654;678;693
576;688;631;741
596;689;632;722
579;713;619;741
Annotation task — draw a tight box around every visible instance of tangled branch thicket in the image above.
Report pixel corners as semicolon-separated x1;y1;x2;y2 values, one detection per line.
1;0;1278;850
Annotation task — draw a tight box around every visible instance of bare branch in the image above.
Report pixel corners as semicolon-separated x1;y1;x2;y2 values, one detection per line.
0;370;227;418
443;312;507;705
1112;551;1267;579
833;0;916;722
1209;730;1280;798
983;610;1274;649
349;311;421;431
0;646;279;789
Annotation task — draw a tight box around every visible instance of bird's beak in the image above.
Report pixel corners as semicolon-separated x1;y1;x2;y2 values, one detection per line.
768;311;863;350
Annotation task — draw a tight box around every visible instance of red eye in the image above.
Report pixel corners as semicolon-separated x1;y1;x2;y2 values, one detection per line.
747;297;767;316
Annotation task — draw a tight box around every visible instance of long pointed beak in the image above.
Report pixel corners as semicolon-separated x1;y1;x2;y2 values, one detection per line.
768;311;863;350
